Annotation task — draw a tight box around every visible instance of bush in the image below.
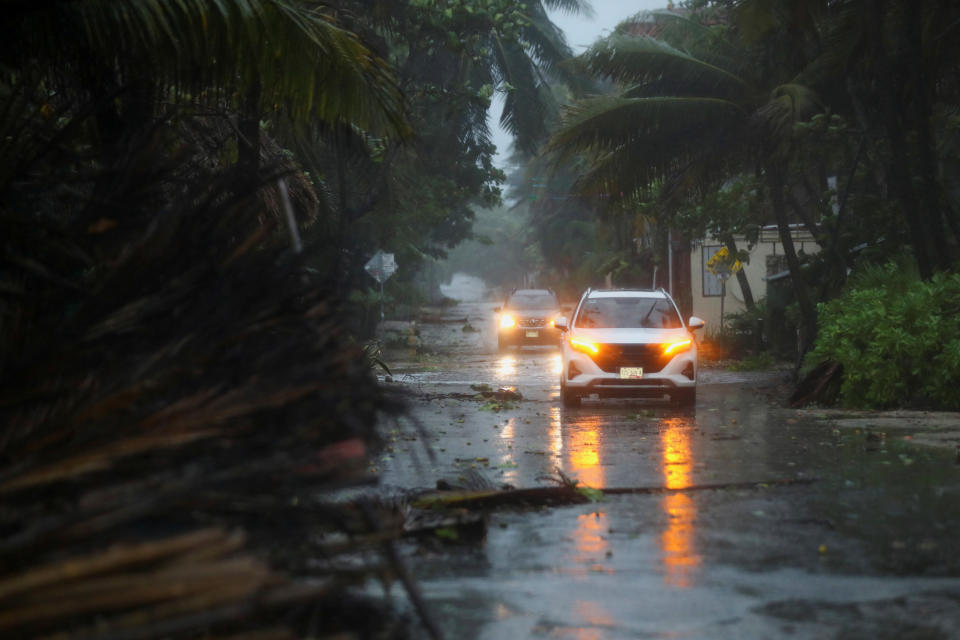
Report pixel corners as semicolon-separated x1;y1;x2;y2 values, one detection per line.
805;263;960;409
724;300;767;356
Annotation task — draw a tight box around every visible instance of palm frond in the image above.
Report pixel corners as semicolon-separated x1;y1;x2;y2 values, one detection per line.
4;0;409;139
541;0;594;18
582;34;753;100
641;9;748;77
550;95;745;157
756;83;824;153
516;4;575;77
493;35;553;154
570;111;749;201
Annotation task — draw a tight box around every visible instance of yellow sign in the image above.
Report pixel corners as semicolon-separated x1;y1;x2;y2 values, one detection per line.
706;246;743;279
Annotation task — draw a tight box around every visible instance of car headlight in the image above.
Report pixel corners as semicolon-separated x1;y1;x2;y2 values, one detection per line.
663;339;692;356
569;337;600;356
499;314;516;329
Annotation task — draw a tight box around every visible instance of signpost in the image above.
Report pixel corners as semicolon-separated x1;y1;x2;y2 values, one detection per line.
364;251;397;321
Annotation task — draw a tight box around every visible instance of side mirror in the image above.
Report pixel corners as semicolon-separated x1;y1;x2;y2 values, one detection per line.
688;316;705;331
554;317;568;330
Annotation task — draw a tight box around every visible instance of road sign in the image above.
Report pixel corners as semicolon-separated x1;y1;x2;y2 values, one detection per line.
706;246;742;281
365;251;397;284
705;246;742;336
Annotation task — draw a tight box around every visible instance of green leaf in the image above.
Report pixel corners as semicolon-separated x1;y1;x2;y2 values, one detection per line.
576;486;604;502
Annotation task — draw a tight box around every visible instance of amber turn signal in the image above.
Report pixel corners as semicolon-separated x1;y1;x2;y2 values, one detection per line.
663;339;692;356
569;337;600;355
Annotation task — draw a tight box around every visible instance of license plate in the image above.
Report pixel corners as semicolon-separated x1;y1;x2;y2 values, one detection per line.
525;330;539;338
619;367;643;379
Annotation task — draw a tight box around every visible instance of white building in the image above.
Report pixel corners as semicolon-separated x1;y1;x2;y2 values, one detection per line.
690;225;819;335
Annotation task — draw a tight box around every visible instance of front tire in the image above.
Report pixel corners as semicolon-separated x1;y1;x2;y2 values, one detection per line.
561;386;581;407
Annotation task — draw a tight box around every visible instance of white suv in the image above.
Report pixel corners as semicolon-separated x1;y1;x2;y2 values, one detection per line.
556;289;705;407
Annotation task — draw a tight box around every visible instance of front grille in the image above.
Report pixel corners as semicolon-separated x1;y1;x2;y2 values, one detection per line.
590;344;668;374
518;317;547;328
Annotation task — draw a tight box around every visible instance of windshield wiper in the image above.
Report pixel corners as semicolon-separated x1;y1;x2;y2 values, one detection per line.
640;302;657;327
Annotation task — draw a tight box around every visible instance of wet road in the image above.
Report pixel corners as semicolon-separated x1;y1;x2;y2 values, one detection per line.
378;299;960;639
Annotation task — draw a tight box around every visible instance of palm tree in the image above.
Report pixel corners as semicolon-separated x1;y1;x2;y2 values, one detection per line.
273;0;593;293
796;0;960;278
546;8;823;352
329;0;591;155
0;0;409;192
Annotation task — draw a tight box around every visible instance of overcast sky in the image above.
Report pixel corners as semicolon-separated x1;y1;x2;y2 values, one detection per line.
492;0;668;167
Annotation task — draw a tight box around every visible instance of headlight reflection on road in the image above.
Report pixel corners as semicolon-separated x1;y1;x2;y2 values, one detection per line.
549;406;563;462
551;353;563;376
497;418;517;486
568;416;612;578
573;600;615;640
659;417;702;588
573;510;613;577
495;354;517;380
568;416;605;489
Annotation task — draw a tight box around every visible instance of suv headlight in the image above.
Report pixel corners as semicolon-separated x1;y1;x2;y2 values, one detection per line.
499;314;516;329
569;337;599;356
663;339;692;356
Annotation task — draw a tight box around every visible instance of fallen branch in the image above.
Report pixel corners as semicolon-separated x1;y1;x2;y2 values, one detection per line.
412;477;818;510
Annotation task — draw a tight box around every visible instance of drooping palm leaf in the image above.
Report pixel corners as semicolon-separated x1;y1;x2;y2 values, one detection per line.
541;0;594;16
550;94;748;197
1;0;408;139
582;34;754;101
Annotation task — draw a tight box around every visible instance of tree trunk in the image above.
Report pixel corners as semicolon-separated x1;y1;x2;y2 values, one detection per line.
903;0;954;268
868;0;933;279
720;234;759;353
330;153;350;295
787;187;823;241
721;234;755;312
767;165;818;357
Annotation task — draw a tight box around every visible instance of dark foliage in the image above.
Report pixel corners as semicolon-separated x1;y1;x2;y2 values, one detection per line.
0;126;418;637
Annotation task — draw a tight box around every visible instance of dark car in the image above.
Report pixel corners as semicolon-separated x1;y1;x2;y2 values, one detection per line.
496;288;563;350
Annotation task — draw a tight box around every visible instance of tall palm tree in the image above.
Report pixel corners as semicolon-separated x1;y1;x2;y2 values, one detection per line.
547;8;823;351
331;0;591;156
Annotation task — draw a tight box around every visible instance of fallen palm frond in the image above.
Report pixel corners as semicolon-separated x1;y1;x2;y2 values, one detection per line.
411;476;818;511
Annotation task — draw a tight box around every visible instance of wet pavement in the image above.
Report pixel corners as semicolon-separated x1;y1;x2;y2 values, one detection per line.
375;295;960;639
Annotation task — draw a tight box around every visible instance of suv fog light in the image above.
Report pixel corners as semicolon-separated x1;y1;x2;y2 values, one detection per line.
682;362;695;380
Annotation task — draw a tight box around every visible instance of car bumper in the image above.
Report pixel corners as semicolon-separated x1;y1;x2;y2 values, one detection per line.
562;348;697;395
500;327;562;345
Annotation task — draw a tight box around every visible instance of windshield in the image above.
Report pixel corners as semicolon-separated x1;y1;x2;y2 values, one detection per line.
574;297;682;329
507;292;558;310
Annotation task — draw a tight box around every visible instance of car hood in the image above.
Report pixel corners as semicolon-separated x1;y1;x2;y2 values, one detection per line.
568;327;691;344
